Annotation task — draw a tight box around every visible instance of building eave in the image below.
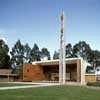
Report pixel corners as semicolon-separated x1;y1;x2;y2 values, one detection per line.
32;57;82;66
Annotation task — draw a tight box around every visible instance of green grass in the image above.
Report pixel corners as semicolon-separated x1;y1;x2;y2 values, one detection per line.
0;85;100;100
0;83;33;87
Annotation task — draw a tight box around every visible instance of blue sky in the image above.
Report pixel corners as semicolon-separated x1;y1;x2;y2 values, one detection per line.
0;0;100;57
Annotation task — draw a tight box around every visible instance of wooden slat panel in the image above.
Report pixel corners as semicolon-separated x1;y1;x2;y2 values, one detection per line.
85;75;96;82
77;60;81;82
23;64;44;81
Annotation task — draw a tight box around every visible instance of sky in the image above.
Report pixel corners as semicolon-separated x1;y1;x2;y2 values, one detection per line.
0;0;100;57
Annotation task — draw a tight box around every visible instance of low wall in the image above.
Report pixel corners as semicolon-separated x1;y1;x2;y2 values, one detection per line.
0;76;19;82
0;69;12;74
85;74;96;82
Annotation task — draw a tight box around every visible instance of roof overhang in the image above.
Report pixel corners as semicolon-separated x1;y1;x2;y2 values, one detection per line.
32;58;82;66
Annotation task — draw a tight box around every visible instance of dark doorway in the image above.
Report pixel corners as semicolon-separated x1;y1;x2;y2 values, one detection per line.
43;65;59;81
66;64;77;81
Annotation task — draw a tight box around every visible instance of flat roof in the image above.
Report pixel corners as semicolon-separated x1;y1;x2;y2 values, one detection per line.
32;58;82;66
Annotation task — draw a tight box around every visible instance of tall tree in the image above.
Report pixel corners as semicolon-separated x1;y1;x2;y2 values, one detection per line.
0;39;10;68
23;43;31;63
89;50;100;67
10;40;24;71
53;51;59;59
41;48;50;60
30;43;41;62
66;43;73;58
73;41;91;60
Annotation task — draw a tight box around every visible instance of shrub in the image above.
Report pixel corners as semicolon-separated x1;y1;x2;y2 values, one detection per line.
87;82;100;87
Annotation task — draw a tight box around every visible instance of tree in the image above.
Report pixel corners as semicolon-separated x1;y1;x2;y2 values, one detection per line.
10;40;24;74
66;43;73;58
89;50;100;68
41;48;50;60
0;39;10;68
30;43;41;62
53;51;59;59
23;43;31;63
73;41;91;60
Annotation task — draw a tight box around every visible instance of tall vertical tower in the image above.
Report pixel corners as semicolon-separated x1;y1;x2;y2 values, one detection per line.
59;11;66;84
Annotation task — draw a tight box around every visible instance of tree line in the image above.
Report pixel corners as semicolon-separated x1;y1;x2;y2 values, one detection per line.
53;41;100;68
0;39;100;73
0;39;50;73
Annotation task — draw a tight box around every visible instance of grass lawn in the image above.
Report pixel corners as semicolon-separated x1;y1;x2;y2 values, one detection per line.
0;83;33;87
0;85;100;100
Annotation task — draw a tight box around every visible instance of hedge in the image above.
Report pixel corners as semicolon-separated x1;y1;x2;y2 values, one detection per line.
87;82;100;87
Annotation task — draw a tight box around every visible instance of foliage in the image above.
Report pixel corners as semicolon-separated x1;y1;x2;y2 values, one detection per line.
41;48;50;60
89;50;100;67
53;51;59;59
53;41;100;71
10;40;24;68
0;37;99;73
23;43;31;63
72;41;100;67
30;43;41;62
66;43;73;58
0;39;10;68
86;66;94;73
87;82;100;87
73;41;91;60
10;40;24;75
